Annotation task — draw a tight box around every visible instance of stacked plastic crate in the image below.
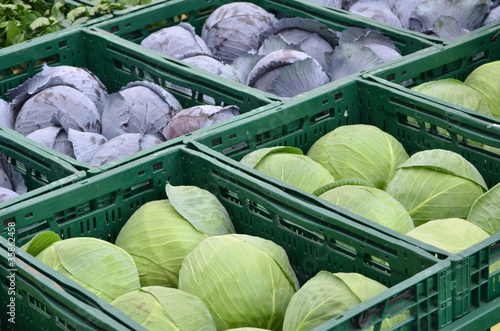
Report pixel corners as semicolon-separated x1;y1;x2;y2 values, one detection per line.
1;0;500;330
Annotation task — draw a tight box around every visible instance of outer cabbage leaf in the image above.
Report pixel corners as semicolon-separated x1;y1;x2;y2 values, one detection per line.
397;149;487;190
467;182;500;235
247;49;311;86
240;146;304;168
257;35;303;56
406;218;489;254
433;16;470;39
7;75;63;111
258;17;338;70
178;234;297;330
325;43;384;81
253;153;335;193
247;50;330;97
386;150;487;226
166;183;235;236
319;185;415;234
313;178;376;196
163;105;239;140
67;129;107;164
349;1;404;28
101;92;130;140
225;53;264;85
387;169;486;225
89;133;142;167
283;271;408;331
140;22;212;60
266;57;331;98
36;237;141;303
307;124;409;190
411;78;492;117
27;126;63;150
0;99;14;129
390;0;424;29
240;147;335;194
464;61;500;119
111;286;216;331
27;126;75;159
20;231;61;257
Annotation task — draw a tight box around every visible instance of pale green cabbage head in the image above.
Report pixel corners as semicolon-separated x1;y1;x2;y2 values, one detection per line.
411;78;492;118
406;218;489;254
318;183;415;234
178;234;299;331
115;184;235;287
110;286;216;331
307;124;409;190
386;149;487;226
283;271;408;331
465;61;500;119
36;237;140;303
467;182;500;236
240;146;334;194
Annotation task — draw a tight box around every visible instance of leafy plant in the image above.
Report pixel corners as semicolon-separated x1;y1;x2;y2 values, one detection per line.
0;0;121;49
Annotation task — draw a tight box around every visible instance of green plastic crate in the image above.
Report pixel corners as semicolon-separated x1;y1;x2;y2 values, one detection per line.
437;296;500;331
0;27;277;175
0;144;452;330
189;77;500;323
365;23;500;129
91;0;439;101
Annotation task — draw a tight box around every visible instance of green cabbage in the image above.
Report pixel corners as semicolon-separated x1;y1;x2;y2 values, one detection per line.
111;286;216;331
115;184;235;287
411;78;492;118
307;124;409;190
240;146;334;194
319;184;415;234
406;218;489;254
36;237;140;303
283;271;408;331
467;182;500;236
178;234;299;330
386;149;487;226
465;61;500;119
